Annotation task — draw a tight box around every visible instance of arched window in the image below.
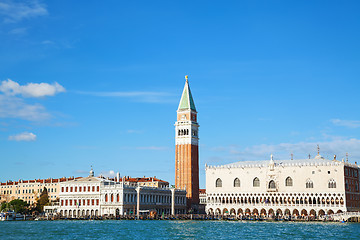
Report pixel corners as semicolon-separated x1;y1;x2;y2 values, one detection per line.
215;178;222;188
253;177;260;187
105;194;108;202
328;179;336;188
234;178;240;187
306;179;314;188
268;180;276;189
285;177;293;187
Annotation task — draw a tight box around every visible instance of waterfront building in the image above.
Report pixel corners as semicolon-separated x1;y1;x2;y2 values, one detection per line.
175;76;200;210
0;177;78;205
199;189;206;205
205;151;360;217
57;169;186;217
199;189;207;213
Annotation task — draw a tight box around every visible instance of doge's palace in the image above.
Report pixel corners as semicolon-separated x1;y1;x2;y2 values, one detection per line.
206;151;360;217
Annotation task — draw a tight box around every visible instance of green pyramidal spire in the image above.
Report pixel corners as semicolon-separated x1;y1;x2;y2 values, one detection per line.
178;75;196;111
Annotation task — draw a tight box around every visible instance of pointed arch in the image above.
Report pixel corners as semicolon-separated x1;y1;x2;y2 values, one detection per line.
285;176;293;186
253;177;260;187
268;180;276;189
215;178;222;188
306;179;314;188
328;179;336;188
234;178;240;187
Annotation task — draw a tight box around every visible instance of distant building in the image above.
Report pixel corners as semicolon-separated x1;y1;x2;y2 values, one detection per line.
175;76;200;210
198;189;207;214
199;189;206;205
0;177;78;205
56;169;186;217
120;176;169;188
205;151;360;217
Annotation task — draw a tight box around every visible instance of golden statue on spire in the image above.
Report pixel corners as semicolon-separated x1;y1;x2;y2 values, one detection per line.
185;75;188;82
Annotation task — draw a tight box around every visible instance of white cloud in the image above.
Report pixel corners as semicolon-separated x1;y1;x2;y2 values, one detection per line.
331;119;360;128
99;170;116;178
8;132;36;141
0;79;65;98
0;0;47;23
0;95;50;121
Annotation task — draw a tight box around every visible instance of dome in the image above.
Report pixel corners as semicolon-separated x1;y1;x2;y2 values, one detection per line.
314;154;324;160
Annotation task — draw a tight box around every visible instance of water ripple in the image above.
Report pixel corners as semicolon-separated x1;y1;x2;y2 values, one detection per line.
0;220;358;240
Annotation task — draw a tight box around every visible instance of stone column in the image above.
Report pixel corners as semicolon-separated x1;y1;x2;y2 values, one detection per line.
136;186;141;219
171;188;175;215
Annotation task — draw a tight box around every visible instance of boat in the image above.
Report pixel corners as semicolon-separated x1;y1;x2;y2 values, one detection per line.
0;211;25;221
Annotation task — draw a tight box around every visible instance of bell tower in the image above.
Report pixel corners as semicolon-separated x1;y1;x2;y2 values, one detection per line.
175;75;199;210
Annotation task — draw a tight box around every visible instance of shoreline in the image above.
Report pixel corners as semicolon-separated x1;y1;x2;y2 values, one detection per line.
9;214;359;223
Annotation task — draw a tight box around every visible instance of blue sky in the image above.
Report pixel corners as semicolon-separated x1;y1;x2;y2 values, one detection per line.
1;0;360;188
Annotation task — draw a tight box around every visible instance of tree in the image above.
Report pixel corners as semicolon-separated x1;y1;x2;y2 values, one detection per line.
36;187;49;212
0;201;9;212
1;199;29;214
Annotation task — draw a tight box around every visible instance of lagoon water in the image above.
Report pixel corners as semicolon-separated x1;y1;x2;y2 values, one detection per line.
0;220;359;239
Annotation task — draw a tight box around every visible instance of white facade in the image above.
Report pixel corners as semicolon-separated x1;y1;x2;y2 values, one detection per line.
206;154;360;217
58;174;187;218
59;176;102;217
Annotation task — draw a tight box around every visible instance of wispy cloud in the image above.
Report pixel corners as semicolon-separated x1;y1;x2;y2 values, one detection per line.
8;27;27;35
8;132;36;141
99;170;116;178
0;0;48;23
41;40;54;45
120;146;169;151
127;129;143;134
208;138;360;163
76;91;173;103
136;146;169;151
331;119;360;128
0;95;50;121
0;79;65;98
0;79;66;121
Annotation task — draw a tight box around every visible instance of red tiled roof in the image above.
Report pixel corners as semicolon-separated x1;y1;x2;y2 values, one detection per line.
199;189;206;194
0;177;80;186
124;177;168;183
104;176;169;184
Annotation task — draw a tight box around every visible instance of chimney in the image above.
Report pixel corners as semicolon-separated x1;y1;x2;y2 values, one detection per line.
334;155;336;160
